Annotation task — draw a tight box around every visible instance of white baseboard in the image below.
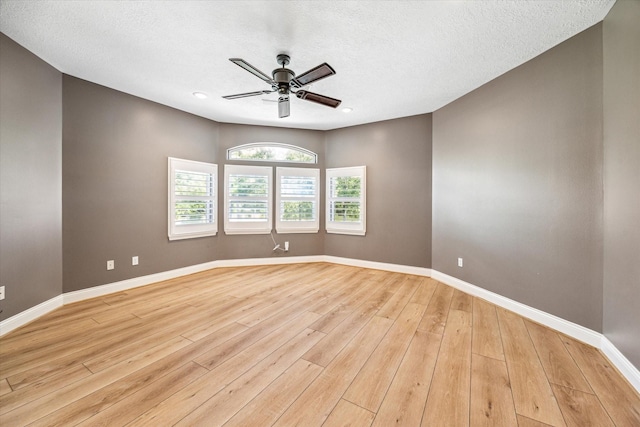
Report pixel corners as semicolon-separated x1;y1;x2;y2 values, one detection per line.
214;255;324;268
64;255;327;306
323;256;431;277
601;336;640;392
0;294;63;336
430;270;603;348
214;255;431;277
1;257;637;394
430;269;639;394
0;255;427;335
1;256;326;334
63;260;220;304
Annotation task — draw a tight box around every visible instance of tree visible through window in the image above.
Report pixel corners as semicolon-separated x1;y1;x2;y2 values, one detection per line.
282;200;314;221
326;166;366;235
228;143;317;164
276;167;320;233
224;164;273;234
329;176;362;222
174;170;214;225
227;173;269;222
168;157;217;240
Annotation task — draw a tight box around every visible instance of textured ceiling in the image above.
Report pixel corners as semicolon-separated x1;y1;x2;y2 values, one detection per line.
0;0;615;130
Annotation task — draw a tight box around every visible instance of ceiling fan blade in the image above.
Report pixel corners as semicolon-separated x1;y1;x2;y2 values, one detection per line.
291;63;336;88
278;96;290;118
222;90;274;100
229;58;275;84
295;90;341;108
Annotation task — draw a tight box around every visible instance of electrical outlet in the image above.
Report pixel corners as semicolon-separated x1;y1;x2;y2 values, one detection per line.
457;257;463;267
107;260;115;270
0;286;5;300
284;241;289;252
132;256;139;266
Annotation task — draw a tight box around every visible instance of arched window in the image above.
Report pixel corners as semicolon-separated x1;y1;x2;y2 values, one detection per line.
227;143;317;164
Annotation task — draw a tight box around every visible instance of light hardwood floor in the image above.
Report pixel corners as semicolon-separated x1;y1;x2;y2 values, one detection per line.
1;263;639;426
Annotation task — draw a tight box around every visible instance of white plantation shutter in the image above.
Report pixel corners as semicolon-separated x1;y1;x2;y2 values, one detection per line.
168;158;217;240
276;167;320;233
224;164;272;234
326;166;366;235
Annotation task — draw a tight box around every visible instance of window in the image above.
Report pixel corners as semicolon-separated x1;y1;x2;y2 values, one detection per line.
276;167;320;233
227;143;317;164
168;157;217;240
326;166;366;235
224;164;272;234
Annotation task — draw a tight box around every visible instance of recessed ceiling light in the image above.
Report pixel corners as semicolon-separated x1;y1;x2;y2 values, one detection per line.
342;107;353;113
193;92;208;99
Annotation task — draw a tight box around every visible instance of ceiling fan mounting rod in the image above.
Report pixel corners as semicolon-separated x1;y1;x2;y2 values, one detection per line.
276;54;290;67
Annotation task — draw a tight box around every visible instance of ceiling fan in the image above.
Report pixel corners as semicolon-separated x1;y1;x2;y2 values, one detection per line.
223;54;341;118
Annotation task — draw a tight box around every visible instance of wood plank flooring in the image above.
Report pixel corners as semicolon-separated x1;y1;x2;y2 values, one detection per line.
1;263;639;426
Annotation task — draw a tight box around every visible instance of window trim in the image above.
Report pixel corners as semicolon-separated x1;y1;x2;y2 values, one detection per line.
168;157;217;241
227;142;318;164
326;166;366;236
276;167;320;234
224;164;273;235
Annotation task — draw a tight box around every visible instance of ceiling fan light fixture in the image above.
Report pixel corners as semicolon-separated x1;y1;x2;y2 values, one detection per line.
192;92;208;99
278;96;290;118
342;107;353;113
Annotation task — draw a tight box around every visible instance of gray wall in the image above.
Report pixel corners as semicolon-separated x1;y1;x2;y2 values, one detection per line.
0;33;62;319
62;77;329;292
63;76;219;293
216;123;326;260
432;24;604;331
325;114;432;268
602;0;640;367
4;12;639;374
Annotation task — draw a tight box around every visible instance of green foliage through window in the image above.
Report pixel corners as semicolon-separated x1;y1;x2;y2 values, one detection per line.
174;170;214;225
228;143;317;164
330;176;362;198
168;158;217;240
330;201;361;222
228;174;268;221
329;176;362;222
174;201;214;224
228;174;268;197
276;167;320;233
281;201;315;221
326;166;366;235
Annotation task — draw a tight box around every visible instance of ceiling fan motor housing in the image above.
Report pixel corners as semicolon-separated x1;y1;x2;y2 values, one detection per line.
272;68;295;95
